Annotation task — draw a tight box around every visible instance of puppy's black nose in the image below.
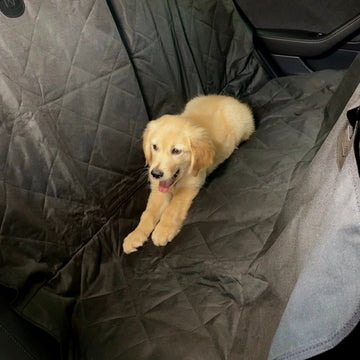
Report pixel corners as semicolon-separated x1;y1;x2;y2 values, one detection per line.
151;169;164;179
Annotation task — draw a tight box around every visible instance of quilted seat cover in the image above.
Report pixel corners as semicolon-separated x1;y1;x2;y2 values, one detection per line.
1;1;359;359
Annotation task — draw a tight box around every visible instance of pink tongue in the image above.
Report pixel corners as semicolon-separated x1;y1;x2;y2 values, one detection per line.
159;179;172;193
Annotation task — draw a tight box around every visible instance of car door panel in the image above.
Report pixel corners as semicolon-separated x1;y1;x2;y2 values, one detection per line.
234;0;360;74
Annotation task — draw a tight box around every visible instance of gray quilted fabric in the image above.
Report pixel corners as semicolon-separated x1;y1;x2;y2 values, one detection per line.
1;1;357;360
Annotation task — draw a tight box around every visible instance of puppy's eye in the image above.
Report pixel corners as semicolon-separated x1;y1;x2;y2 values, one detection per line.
171;148;181;155
152;144;158;151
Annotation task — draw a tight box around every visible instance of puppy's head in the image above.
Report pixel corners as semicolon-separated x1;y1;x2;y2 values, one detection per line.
143;115;214;193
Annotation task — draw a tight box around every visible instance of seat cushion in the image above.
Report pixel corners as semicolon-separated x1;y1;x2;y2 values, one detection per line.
0;0;354;359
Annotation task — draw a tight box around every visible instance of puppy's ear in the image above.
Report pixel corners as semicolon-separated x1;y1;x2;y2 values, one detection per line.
190;128;215;177
142;121;154;165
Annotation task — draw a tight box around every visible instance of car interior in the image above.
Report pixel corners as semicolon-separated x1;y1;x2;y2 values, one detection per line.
1;0;360;359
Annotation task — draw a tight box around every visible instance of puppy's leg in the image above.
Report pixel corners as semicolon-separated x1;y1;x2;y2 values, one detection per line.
152;187;199;247
123;191;171;253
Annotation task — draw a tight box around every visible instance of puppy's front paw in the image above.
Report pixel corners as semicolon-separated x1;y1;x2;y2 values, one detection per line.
152;221;180;247
123;230;148;254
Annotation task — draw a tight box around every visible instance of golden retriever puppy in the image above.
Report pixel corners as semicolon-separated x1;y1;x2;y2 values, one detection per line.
123;95;254;254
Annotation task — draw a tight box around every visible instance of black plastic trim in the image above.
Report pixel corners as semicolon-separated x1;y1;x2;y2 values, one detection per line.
257;14;360;57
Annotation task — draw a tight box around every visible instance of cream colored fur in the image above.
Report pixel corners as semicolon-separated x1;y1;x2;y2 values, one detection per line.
123;95;254;254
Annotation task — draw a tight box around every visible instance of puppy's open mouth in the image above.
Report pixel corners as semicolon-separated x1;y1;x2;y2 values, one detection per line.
158;169;180;193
